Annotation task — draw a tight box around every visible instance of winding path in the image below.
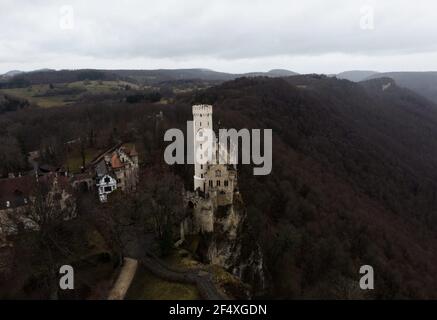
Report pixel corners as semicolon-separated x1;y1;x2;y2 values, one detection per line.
141;252;228;300
107;257;138;300
118;230;227;300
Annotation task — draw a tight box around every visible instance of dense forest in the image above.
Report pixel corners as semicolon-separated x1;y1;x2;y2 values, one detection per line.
0;94;31;114
3;74;437;298
191;76;437;298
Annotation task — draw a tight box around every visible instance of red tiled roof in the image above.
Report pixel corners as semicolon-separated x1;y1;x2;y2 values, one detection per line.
111;153;124;169
126;145;138;157
0;176;34;200
0;173;72;209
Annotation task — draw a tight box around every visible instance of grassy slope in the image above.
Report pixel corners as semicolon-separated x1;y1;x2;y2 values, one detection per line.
125;266;200;300
66;147;102;173
0;80;140;108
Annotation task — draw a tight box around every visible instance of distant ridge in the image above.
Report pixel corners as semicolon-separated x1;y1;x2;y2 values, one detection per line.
336;70;379;82
0;68;300;86
365;71;437;104
1;70;24;78
243;69;298;77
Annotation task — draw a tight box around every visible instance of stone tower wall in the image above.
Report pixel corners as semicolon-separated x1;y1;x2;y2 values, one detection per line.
192;104;213;192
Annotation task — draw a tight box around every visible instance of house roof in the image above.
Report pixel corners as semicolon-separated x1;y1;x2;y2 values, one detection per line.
111;153;124;169
0;176;34;209
0;173;72;210
122;144;138;157
95;160;108;177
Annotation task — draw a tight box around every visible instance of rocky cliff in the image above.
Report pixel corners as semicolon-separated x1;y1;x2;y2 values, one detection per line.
181;191;265;296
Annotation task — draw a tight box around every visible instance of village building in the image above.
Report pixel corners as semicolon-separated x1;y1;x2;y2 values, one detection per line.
92;143;139;202
0;173;76;245
0;142;140;244
69;142;140;202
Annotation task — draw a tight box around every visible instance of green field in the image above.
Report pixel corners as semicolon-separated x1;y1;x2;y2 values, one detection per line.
0;80;140;108
125;267;200;300
65;147;102;173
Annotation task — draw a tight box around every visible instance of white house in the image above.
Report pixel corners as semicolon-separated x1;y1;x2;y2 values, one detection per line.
96;174;117;202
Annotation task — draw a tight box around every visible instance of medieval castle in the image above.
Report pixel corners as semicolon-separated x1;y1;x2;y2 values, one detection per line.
181;105;240;238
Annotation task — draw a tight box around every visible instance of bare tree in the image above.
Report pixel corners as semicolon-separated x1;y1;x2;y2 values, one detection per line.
137;169;184;254
1;176;76;299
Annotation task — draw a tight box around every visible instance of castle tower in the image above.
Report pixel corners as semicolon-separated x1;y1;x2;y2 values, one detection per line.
192;104;213;192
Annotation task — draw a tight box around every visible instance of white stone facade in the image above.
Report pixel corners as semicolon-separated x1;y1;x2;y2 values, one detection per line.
94;143;139;202
96;174;117;202
192;104;213;192
184;105;239;236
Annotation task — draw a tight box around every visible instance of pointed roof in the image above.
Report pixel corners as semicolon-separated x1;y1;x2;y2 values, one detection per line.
111;153;123;169
121;143;138;157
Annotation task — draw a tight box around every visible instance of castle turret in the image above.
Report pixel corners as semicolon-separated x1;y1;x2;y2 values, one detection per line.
192;104;213;192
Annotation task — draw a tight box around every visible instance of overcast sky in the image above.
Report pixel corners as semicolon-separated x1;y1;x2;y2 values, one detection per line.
1;0;437;74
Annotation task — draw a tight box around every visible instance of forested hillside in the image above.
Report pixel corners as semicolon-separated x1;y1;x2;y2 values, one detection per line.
0;93;30;114
366;72;437;104
3;74;437;298
190;75;437;298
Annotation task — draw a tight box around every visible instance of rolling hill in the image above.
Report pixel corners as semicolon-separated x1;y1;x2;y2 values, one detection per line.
190;75;437;298
336;70;379;82
365;71;437;104
0;68;299;88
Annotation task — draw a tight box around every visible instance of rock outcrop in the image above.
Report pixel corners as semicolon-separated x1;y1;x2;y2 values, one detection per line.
180;190;265;296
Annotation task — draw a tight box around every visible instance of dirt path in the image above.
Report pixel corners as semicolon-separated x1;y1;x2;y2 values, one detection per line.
141;252;228;300
107;257;138;300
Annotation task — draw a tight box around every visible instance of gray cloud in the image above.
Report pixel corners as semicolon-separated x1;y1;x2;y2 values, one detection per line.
1;0;437;73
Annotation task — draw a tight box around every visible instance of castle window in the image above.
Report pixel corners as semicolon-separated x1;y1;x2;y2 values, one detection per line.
201;174;203;178
200;164;203;169
224;180;228;187
209;180;213;187
217;180;221;187
200;122;202;126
